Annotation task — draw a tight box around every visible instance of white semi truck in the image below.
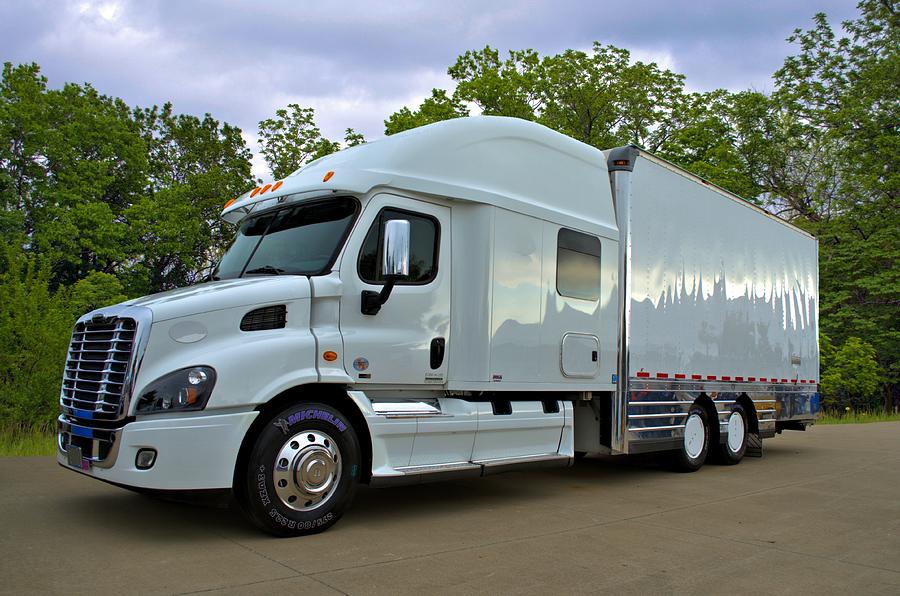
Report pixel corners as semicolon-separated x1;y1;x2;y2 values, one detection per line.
58;117;820;536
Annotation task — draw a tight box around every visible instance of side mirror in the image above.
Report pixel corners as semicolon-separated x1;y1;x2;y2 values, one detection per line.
361;219;411;315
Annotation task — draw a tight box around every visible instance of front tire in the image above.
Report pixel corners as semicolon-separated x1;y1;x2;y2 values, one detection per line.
668;404;710;472
236;402;360;536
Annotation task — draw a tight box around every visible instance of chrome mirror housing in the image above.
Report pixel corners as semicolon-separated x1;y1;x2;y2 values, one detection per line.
382;219;410;278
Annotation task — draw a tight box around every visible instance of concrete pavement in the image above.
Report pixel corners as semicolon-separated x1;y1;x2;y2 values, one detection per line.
1;422;898;595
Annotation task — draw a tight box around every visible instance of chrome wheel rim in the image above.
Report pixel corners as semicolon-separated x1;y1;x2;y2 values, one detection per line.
727;411;746;453
273;430;342;512
684;413;705;460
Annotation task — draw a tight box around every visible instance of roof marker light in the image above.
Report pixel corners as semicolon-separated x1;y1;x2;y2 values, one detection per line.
250;187;262;198
323;171;334;182
271;180;283;192
223;199;236;209
259;183;272;194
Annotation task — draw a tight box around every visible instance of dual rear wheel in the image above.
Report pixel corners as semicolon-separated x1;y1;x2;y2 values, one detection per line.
669;403;749;472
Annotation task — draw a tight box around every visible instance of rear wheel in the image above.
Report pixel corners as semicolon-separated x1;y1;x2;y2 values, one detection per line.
668;404;709;472
713;404;748;465
236;402;360;536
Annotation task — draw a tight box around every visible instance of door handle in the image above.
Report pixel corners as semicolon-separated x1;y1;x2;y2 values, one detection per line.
430;337;445;369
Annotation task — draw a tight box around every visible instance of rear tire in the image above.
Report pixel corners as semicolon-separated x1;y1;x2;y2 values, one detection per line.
668;404;709;472
236;402;360;536
713;404;748;465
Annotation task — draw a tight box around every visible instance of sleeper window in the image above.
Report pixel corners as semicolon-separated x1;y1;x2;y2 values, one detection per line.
557;229;601;301
359;209;439;284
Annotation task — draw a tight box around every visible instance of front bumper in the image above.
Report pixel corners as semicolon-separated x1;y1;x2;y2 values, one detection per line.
57;411;258;490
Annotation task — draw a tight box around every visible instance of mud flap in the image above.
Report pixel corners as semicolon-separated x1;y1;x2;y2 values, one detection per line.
746;433;763;458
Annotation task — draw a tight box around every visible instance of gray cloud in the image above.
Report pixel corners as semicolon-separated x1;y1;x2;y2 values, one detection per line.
0;0;859;179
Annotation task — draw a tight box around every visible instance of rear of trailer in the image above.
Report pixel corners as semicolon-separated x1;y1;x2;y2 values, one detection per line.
606;147;820;456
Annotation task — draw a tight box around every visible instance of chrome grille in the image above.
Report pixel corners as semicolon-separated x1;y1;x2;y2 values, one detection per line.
61;317;136;419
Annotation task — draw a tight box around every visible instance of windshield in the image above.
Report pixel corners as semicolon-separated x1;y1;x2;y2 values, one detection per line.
213;197;358;279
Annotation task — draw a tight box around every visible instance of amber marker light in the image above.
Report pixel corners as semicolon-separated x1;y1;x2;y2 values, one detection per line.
249;187;262;198
271;180;283;192
323;171;335;182
259;183;272;194
223;199;236;209
323;351;338;362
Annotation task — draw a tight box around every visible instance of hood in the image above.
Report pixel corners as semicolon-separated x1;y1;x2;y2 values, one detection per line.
125;276;311;323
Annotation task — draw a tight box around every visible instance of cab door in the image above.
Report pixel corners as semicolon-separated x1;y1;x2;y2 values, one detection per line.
339;193;450;386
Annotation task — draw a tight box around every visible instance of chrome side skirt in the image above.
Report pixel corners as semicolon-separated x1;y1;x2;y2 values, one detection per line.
370;453;571;487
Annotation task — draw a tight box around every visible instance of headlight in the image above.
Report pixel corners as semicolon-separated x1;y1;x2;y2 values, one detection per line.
136;366;217;414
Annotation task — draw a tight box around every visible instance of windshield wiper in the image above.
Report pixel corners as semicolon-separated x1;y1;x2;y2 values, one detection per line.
244;265;286;276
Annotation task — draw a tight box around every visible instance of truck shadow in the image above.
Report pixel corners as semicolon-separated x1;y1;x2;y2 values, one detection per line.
57;445;796;539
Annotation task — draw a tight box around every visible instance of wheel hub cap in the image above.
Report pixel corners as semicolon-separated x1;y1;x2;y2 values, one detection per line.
684;413;705;459
273;430;342;512
727;411;745;453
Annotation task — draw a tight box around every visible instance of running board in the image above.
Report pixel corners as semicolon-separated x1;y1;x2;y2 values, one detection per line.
369;454;571;487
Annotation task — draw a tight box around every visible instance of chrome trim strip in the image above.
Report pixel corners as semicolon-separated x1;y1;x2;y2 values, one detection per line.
629;424;686;432
628;401;695;406
372;399;443;418
627;412;689;419
612;168;632;454
474;453;567;467
394;461;481;474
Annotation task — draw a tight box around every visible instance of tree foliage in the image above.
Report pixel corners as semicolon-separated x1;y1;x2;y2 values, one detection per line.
257;104;367;178
384;89;468;136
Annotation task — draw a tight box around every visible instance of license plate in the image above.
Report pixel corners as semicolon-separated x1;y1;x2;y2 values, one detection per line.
66;444;85;469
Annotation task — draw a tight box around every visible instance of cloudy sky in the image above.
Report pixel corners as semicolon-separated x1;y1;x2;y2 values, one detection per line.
1;0;858;180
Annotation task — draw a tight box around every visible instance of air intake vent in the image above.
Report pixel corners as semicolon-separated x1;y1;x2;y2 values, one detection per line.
241;305;287;331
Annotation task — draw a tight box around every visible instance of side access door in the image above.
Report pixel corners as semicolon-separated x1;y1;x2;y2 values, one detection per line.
339;193;450;386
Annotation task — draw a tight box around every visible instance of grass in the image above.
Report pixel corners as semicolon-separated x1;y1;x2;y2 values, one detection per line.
0;425;56;456
817;410;900;425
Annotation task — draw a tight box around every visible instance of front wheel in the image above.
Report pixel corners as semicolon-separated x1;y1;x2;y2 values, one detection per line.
236;402;360;536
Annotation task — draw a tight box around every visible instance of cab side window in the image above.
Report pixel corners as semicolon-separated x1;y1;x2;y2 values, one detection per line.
557;228;601;301
359;208;439;284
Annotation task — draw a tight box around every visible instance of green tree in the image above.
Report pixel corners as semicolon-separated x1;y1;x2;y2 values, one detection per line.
449;47;542;119
0;245;74;428
129;104;253;293
258;104;341;179
343;128;366;147
820;336;882;410
773;1;899;407
384;88;469;135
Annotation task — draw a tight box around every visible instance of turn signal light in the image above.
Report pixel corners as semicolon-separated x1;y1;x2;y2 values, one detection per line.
323;171;334;182
323;351;338;362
